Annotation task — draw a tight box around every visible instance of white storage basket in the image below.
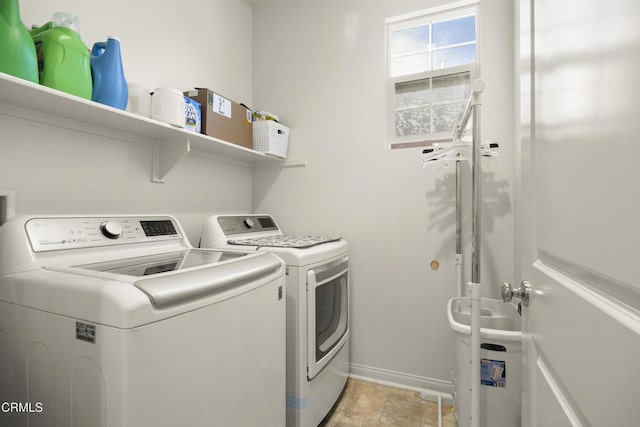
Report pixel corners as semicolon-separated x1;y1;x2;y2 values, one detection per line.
252;120;289;159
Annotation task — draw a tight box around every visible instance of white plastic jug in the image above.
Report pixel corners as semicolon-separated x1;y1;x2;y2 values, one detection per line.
151;87;185;128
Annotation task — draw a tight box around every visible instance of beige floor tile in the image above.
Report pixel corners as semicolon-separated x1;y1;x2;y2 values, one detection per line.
423;401;440;427
441;404;456;427
322;378;456;427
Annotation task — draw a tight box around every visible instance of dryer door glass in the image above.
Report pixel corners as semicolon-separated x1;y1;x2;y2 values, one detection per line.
307;257;349;380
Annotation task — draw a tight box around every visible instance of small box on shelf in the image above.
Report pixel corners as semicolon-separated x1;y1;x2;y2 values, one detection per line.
184;88;252;149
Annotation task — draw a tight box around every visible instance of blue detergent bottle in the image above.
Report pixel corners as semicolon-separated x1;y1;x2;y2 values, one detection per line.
90;36;127;109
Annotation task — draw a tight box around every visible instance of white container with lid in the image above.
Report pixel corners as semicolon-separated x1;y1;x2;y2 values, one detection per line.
126;82;151;117
151;87;185;128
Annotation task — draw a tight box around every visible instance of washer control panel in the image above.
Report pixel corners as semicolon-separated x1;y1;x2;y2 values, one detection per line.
25;216;183;252
217;215;280;237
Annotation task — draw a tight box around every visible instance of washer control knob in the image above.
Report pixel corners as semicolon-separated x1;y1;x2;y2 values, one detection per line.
100;221;123;239
244;218;255;228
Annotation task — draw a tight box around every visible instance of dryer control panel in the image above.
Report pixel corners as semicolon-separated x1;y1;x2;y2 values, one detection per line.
25;216;183;252
217;215;280;237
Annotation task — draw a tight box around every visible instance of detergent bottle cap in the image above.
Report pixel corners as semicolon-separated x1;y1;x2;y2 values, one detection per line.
52;12;78;32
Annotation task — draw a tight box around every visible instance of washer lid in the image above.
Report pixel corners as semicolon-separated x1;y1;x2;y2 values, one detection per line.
50;249;283;309
74;249;245;277
133;252;282;309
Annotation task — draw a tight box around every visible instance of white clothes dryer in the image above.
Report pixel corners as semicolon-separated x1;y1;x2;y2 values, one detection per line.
200;214;349;427
0;215;286;427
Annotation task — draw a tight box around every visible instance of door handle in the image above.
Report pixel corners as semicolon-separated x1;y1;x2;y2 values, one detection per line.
500;280;531;307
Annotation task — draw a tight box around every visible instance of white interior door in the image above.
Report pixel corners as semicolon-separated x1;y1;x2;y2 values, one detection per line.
517;0;640;425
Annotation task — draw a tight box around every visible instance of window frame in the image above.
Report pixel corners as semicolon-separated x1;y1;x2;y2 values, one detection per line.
386;1;480;149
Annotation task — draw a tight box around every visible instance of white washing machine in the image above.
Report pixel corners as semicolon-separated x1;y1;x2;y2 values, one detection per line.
200;214;349;427
0;215;286;427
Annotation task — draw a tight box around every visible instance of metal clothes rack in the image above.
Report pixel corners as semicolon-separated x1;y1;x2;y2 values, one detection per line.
422;79;493;427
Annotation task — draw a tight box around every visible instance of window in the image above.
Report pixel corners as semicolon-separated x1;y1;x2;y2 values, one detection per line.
386;2;478;149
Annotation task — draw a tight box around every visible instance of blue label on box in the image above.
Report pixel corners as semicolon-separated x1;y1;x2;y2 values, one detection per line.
480;359;506;388
184;97;201;133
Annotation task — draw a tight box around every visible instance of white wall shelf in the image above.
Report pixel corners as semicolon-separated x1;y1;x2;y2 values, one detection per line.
0;73;304;182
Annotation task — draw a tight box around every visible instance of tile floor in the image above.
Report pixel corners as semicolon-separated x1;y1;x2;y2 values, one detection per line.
319;378;456;427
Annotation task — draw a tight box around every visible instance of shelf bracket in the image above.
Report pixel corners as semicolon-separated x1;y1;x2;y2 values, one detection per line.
152;138;191;183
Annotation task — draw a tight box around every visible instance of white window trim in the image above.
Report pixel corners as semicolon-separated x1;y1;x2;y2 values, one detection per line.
386;1;480;150
385;0;480;27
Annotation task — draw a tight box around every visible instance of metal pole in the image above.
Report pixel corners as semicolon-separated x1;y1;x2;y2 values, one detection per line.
455;160;463;297
455;160;462;256
453;95;474;141
470;81;484;284
468;79;484;427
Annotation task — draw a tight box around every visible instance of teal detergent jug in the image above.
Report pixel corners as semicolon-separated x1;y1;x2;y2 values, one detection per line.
0;0;38;83
91;37;127;110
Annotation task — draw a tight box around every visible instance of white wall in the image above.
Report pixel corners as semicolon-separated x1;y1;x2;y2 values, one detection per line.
19;0;253;105
1;0;255;243
252;0;514;390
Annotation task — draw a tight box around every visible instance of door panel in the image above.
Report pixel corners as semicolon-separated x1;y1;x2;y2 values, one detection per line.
519;0;640;425
528;258;640;426
533;0;640;289
533;356;573;427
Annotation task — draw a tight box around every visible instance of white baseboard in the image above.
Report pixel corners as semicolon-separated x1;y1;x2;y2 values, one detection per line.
348;362;454;402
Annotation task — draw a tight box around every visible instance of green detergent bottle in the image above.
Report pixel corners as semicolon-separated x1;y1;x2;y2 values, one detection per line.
0;0;38;83
30;13;92;99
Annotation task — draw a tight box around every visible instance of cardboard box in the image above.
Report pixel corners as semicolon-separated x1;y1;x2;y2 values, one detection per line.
185;88;252;149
